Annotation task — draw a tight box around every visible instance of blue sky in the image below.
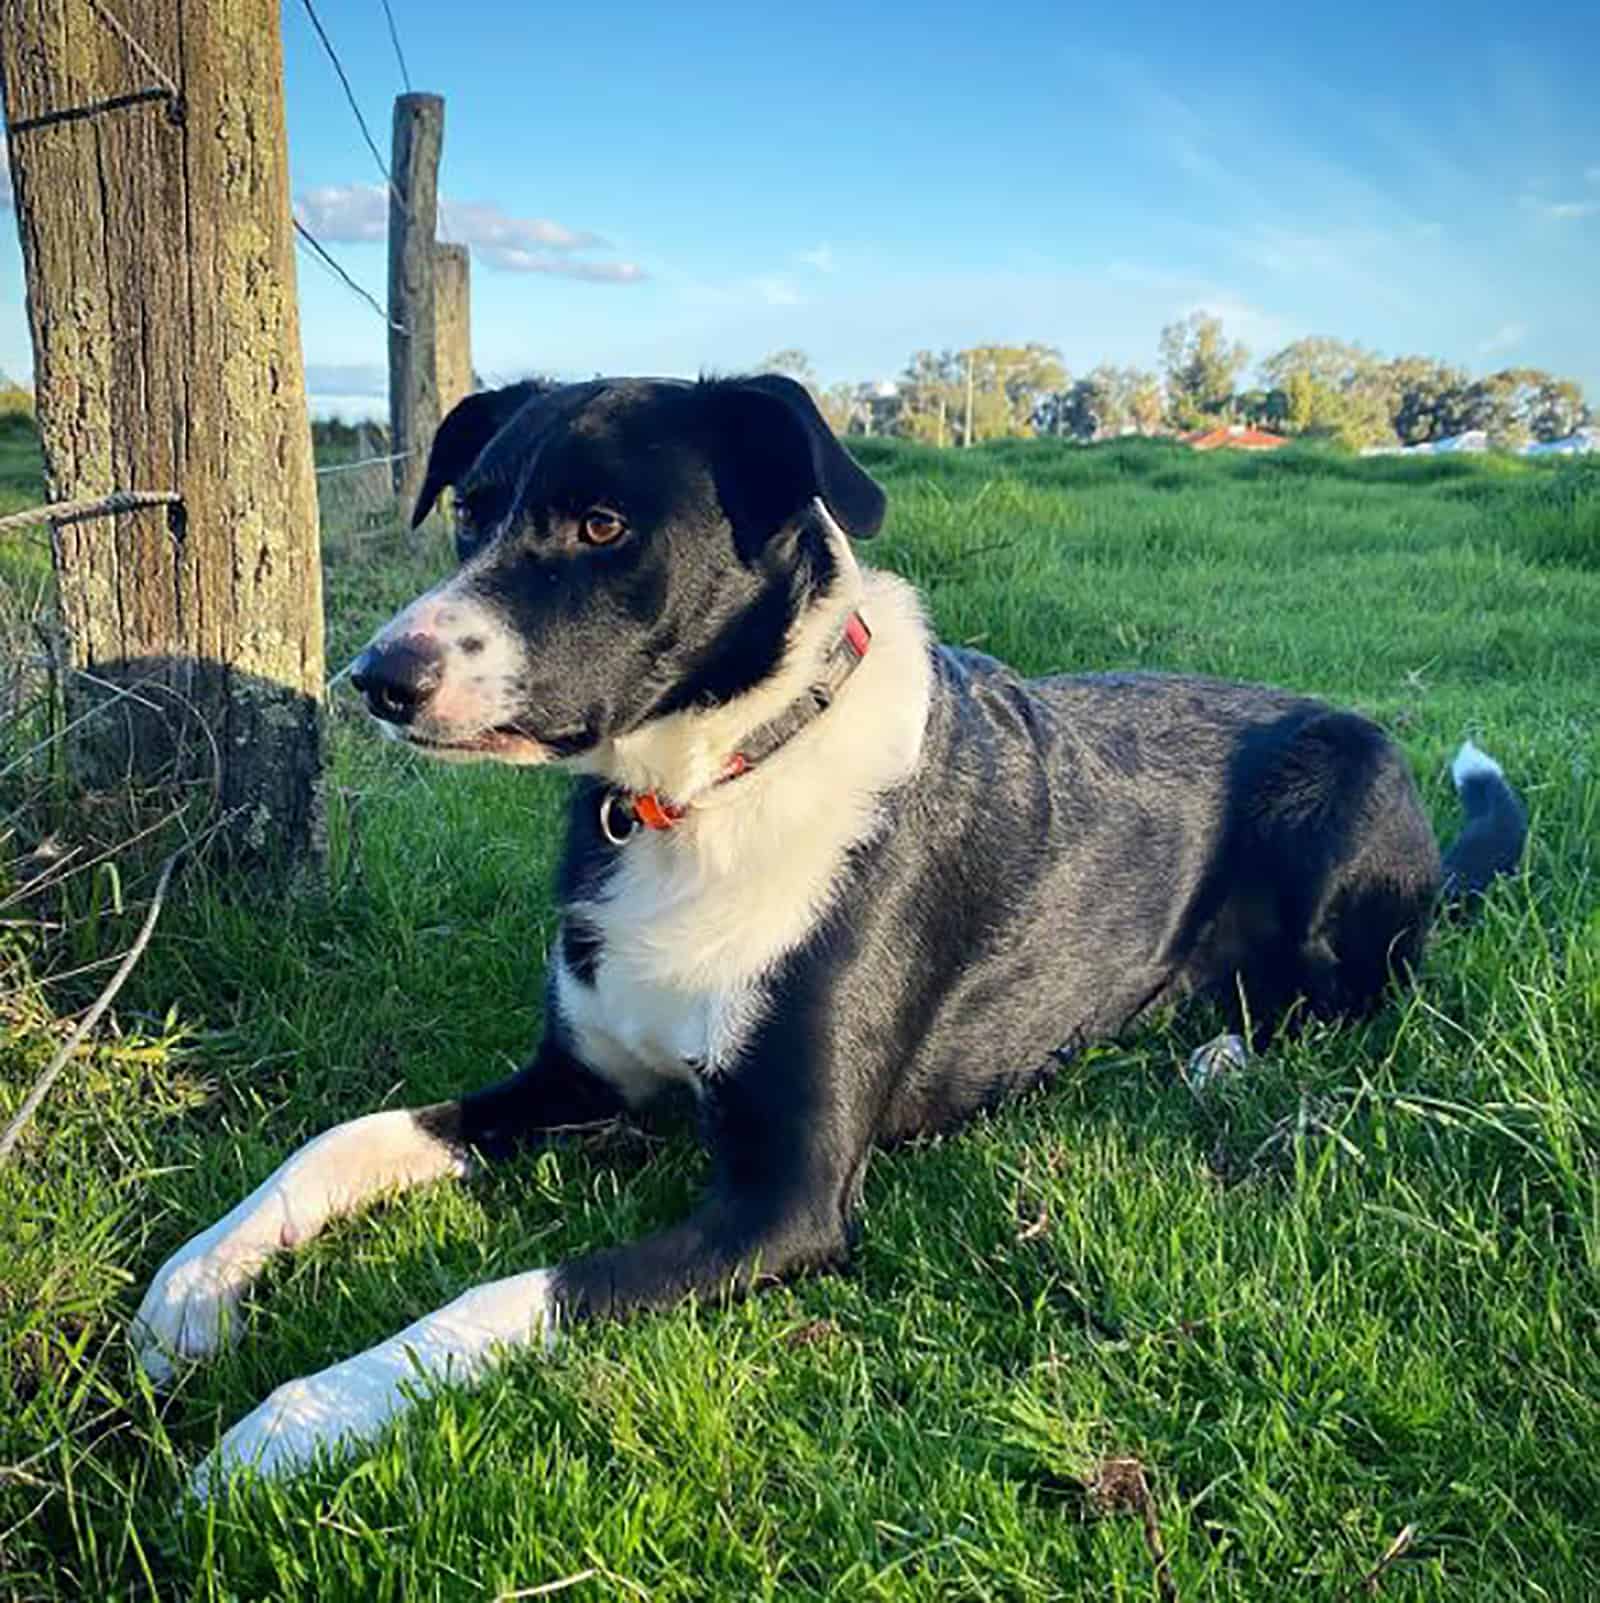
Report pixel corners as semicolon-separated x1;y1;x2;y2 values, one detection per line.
3;0;1597;417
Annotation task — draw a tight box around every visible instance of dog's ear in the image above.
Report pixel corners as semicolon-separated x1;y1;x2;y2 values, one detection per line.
704;374;886;550
411;381;548;528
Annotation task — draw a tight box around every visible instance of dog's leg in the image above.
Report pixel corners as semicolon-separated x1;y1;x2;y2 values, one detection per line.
189;1192;844;1496
134;1039;622;1383
187;1072;862;1495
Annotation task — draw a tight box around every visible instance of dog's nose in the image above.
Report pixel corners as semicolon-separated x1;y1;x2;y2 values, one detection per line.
350;638;445;725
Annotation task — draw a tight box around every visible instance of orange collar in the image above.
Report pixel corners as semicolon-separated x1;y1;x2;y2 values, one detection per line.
599;609;871;844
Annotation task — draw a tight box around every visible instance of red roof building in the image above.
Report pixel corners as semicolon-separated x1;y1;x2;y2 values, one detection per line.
1184;424;1290;451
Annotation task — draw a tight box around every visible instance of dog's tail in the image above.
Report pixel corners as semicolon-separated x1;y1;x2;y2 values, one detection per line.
1439;741;1527;902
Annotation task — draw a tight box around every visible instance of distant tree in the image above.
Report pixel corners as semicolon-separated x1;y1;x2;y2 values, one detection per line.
1455;368;1585;449
1382;356;1473;444
1260;337;1377;395
898;349;961;444
1529;376;1587;441
1461;373;1528;449
818;382;857;435
1330;385;1396;450
1234;388;1285;429
1285;369;1317;434
1159;313;1248;429
1032;385;1071;438
1002;343;1069;434
1035;363;1164;440
757;348;821;398
1265;336;1396;449
1126;370;1165;434
775;333;1589;455
866;383;906;436
951;343;1067;443
1052;376;1103;440
1055;366;1118;440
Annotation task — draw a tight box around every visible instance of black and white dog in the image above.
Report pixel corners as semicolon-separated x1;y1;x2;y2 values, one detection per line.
135;375;1526;1492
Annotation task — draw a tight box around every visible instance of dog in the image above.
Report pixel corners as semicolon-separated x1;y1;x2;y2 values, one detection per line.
134;374;1526;1493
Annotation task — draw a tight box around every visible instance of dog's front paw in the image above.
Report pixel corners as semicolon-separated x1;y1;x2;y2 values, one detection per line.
188;1372;363;1499
184;1269;559;1500
132;1233;267;1386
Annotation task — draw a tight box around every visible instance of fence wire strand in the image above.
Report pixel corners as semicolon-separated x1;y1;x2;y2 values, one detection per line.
297;0;407;214
0;489;181;539
379;0;413;93
293;219;407;333
85;0;179;98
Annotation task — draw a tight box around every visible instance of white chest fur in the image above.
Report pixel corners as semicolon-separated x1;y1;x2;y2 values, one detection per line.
553;938;756;1105
553;566;934;1107
550;819;808;1103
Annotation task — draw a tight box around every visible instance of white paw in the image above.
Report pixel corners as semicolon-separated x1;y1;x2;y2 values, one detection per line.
189;1370;374;1499
132;1111;472;1385
132;1233;266;1385
185;1268;557;1500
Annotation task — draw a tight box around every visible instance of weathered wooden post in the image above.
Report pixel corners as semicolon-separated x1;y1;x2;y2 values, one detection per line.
388;91;442;519
434;241;472;421
0;0;325;869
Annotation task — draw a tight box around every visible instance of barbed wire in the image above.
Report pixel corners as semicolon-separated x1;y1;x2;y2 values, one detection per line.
288;0;418;334
85;0;179;99
293;218;407;333
0;489;182;539
379;0;413;93
314;450;413;477
9;0;179;133
9;2;424;531
297;0;407;215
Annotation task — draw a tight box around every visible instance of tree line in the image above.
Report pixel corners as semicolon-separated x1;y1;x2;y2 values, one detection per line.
764;316;1592;451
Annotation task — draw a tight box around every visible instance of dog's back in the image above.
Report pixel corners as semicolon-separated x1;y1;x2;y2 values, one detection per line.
834;647;1454;1137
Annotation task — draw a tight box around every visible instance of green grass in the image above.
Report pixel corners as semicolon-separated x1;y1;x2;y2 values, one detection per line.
2;425;1599;1600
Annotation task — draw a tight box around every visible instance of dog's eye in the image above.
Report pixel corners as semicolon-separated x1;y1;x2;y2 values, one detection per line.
581;508;627;546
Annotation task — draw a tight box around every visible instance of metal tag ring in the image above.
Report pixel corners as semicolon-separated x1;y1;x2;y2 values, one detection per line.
599;790;637;847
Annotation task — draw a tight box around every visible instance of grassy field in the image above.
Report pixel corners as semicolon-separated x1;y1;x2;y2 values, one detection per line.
1;422;1598;1600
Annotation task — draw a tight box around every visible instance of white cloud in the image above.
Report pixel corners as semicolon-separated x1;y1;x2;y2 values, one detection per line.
293;182;646;282
487;251;644;283
437;198;605;259
295;183;387;242
797;244;835;273
1478;322;1527;356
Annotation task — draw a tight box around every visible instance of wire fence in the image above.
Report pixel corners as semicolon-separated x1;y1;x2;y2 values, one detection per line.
2;0;425;559
312;432;416;546
287;0;419;331
0;2;429;1104
0;488;182;539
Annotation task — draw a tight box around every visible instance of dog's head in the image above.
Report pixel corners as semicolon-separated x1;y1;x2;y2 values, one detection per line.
349;375;885;766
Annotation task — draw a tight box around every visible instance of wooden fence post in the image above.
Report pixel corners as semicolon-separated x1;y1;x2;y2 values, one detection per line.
388;91;442;520
0;0;325;869
434;242;472;422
